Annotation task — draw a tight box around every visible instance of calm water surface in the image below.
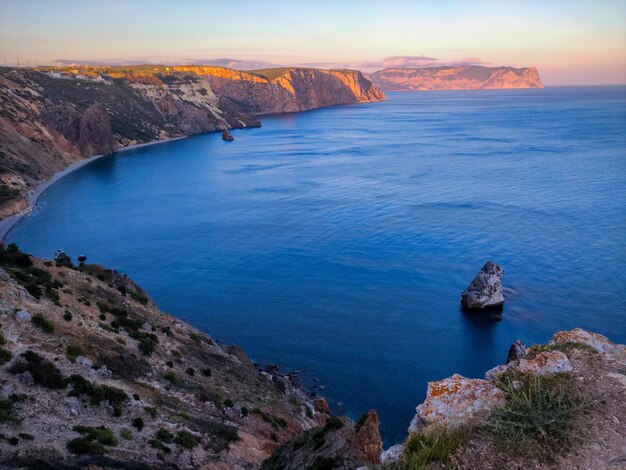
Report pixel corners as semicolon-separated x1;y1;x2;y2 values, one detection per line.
9;87;626;445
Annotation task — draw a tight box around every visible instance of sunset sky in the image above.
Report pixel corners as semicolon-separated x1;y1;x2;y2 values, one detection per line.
1;0;625;85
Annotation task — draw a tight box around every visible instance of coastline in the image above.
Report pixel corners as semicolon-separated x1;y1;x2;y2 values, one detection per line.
0;136;187;243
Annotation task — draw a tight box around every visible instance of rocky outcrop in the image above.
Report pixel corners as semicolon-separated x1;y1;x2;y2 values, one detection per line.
261;411;383;469
407;374;506;434
461;261;505;310
368;65;543;91
384;329;625;469
194;66;384;114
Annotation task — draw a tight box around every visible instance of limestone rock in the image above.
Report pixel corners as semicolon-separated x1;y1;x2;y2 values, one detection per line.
380;444;404;463
15;309;32;322
408;374;505;433
75;355;93;368
65;396;81;415
17;371;34;385
461;261;505;310
141;322;152;332
506;339;527;363
484;364;509;382
516;350;573;375
551;328;620;355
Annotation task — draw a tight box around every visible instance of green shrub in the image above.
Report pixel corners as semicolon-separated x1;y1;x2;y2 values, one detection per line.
9;350;66;388
223;398;234;408
149;438;171;453
400;427;468;469
174;430;198;449
67;374;128;416
185;367;195;376
163;371;178;383
145;406;157;418
31;314;54;333
0;347;12;365
120;428;133;440
7;436;19;446
67;437;107;455
63;311;73;321
253;408;288;429
99;313;106;321
66;344;84;362
166;361;174;368
156;428;174;443
0;398;17;423
130;290;148;305
132;417;145;430
488;373;591;456
202;367;212;377
324;416;344;431
171;349;181;359
73;425;118;446
526;342;599;359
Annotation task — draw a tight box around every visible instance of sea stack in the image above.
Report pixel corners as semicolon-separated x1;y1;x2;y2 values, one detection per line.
222;130;234;141
461;261;505;310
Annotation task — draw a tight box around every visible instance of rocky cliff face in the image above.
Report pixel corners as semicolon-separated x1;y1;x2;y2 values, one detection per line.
368;65;543;91
0;65;383;220
0;245;324;468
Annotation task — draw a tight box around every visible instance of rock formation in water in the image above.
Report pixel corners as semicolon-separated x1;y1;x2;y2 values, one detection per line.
461;261;505;310
368;65;543;91
0;65;383;219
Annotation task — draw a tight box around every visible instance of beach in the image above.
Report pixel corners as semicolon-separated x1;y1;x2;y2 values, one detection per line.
0;136;186;243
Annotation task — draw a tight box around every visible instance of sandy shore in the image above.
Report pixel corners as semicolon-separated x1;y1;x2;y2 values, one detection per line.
0;136;186;243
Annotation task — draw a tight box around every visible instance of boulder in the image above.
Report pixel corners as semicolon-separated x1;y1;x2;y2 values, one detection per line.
551;328;620;355
506;339;526;363
314;397;330;414
75;355;93;368
516;350;573;375
15;309;31;322
408;374;505;433
461;261;505;310
54;250;72;267
17;371;34;385
65;396;81;415
141;322;152;332
222;130;234;141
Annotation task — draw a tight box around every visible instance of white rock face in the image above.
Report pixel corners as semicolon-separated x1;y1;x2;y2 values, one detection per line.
408;374;505;433
461;261;505;310
551;328;619;355
65;396;81;415
15;309;32;322
0;299;13;316
516;350;573;375
380;444;404;463
75;356;93;368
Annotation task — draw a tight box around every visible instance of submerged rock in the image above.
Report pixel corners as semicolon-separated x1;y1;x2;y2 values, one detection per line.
461;261;505;310
408;374;505;433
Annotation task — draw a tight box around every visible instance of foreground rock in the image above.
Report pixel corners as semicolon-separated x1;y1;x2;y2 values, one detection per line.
384;328;625;470
461;261;505;310
408;374;506;434
261;411;383;469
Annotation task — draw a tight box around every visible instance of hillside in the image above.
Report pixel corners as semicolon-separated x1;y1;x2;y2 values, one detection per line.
0;65;383;220
368;65;543;91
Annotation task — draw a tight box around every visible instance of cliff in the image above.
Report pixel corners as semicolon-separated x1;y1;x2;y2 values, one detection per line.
0;65;383;220
368;65;544;91
0;244;328;468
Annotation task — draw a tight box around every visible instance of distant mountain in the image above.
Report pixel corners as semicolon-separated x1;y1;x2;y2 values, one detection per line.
367;65;543;91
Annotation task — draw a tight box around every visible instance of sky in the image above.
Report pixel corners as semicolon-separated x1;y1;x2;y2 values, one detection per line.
1;0;625;85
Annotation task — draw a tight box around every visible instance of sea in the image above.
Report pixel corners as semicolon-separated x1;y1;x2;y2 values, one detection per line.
8;86;626;445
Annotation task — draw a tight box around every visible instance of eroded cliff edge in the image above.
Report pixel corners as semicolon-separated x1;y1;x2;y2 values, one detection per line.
0;65;384;219
368;65;543;91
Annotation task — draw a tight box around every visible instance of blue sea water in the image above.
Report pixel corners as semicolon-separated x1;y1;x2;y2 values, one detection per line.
8;87;626;445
